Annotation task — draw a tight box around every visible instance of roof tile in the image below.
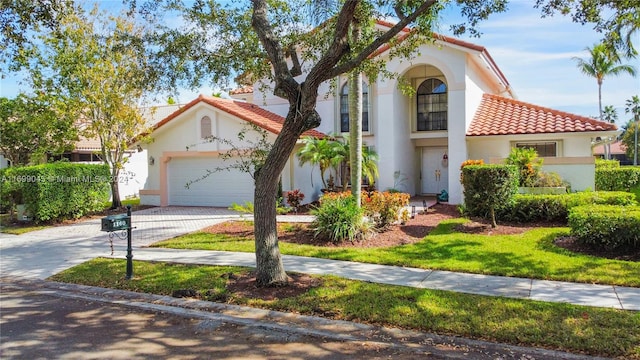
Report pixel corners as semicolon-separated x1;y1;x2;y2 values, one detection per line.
153;95;325;138
468;94;617;136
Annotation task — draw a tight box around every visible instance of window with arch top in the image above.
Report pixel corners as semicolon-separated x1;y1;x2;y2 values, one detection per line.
340;81;369;133
417;78;447;131
200;116;212;138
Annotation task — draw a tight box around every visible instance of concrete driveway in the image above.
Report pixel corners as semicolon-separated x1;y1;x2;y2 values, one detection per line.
0;206;242;280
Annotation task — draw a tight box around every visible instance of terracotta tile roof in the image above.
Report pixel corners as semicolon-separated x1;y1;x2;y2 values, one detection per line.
74;135;102;151
229;86;253;95
153;95;326;138
468;94;617;136
593;141;627;155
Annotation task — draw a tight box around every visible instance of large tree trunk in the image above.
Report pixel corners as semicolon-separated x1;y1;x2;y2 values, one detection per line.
253;107;316;286
110;166;122;209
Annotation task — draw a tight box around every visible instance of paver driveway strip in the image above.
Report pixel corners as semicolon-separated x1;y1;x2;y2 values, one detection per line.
0;206;241;280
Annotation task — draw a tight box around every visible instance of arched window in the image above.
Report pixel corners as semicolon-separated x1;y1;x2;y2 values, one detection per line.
200;116;212;138
417;78;447;131
340;81;369;133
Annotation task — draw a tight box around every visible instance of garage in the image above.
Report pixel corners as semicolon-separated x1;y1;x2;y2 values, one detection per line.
167;157;254;207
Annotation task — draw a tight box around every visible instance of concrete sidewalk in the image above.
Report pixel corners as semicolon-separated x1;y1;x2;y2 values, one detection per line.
109;247;640;311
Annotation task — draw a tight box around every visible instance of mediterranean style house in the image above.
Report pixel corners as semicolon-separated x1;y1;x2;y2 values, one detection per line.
138;20;617;207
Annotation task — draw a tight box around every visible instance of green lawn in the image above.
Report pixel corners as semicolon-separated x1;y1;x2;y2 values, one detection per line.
49;258;640;359
153;219;640;287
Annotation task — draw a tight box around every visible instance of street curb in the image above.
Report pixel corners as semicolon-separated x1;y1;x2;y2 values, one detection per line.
1;276;609;360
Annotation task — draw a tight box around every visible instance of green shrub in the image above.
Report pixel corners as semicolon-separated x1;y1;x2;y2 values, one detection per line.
533;171;566;187
498;191;637;223
595;167;640;191
321;191;410;230
505;147;542;187
595;159;620;169
569;205;640;251
462;164;519;227
361;191;410;230
1;163;110;222
229;201;254;214
311;195;372;243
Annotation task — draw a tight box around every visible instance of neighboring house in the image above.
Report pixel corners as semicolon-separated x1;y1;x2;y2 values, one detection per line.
138;95;325;207
47;135;148;200
0;104;180;200
246;20;618;205
593;141;632;165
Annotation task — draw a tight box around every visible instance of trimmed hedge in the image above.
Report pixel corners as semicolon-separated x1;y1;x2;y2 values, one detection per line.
569;205;640;251
498;191;637;222
0;163;110;222
595;167;640;191
595;159;620;169
462;164;519;221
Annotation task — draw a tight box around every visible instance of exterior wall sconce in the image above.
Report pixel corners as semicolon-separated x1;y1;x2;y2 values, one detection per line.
149;156;155;166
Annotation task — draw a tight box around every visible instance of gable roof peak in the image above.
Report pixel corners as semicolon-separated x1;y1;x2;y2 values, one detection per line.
150;94;325;139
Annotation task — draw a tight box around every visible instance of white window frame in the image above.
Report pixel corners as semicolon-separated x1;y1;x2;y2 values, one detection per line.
337;79;372;135
512;141;562;157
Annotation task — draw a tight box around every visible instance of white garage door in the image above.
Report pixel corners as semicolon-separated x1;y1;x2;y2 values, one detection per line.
168;157;254;207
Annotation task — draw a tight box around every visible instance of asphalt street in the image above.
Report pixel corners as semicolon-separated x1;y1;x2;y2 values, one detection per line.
0;277;608;360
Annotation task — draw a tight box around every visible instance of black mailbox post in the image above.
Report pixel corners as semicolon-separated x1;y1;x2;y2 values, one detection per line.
101;205;134;280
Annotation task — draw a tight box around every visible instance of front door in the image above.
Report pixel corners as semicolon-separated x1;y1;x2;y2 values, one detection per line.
421;147;448;195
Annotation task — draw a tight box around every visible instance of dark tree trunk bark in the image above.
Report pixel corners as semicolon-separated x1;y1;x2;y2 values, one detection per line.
253;105;318;286
110;166;122;209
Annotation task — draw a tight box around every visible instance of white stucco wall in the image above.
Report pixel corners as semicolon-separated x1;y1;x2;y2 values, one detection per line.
0;155;9;169
468;133;598;191
119;151;148;199
140;101;321;206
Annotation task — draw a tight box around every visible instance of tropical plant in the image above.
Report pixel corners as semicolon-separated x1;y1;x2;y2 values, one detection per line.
329;135;379;191
297;137;339;189
623;95;640;165
600;105;618;159
311;195;372;243
572;43;636;132
505;147;543;187
285;189;305;212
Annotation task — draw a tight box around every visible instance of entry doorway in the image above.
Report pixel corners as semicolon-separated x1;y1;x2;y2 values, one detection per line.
421;147;448;195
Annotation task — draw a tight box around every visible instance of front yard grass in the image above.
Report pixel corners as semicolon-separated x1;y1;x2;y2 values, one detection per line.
49;258;640;359
153;219;640;287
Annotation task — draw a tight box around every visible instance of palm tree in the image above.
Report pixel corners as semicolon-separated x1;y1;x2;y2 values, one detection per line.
625;95;640;165
296;136;337;189
572;43;636;124
330;135;379;191
601;105;618;159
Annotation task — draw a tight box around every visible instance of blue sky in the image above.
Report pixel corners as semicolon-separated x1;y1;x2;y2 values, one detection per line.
438;1;639;125
1;0;638;125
